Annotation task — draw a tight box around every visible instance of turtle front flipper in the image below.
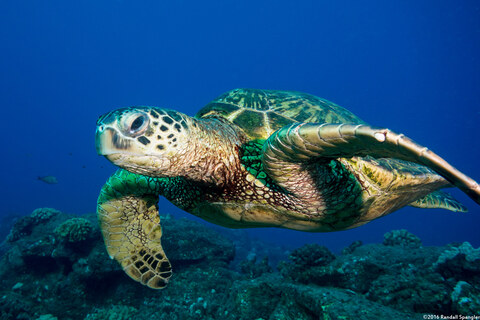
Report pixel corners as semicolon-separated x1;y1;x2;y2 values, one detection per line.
262;123;480;205
97;169;172;289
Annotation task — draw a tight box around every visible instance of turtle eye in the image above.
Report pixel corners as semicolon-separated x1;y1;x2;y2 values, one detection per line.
124;112;149;136
131;115;146;132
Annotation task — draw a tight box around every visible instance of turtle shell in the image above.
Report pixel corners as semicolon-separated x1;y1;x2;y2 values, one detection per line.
196;88;366;140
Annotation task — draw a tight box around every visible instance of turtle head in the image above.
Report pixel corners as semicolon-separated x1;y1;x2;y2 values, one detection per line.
96;107;192;177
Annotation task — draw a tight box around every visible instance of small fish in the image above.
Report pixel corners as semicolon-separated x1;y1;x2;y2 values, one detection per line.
38;175;58;184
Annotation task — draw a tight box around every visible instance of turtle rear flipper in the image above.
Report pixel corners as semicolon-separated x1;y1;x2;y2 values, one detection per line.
410;190;468;212
97;169;172;289
262;123;480;205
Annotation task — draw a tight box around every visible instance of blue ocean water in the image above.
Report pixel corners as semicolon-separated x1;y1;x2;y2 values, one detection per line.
0;0;479;254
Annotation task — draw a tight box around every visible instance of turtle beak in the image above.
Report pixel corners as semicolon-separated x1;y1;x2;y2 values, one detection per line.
95;126;132;155
95;126;112;155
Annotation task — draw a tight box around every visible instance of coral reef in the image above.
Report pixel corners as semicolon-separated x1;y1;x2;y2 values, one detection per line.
36;315;58;320
341;240;363;255
84;305;137;320
435;242;480;276
0;211;479;319
6;208;60;242
278;230;480;314
55;218;94;243
278;244;336;285
451;281;480;315
31;208;61;223
160;215;235;266
383;229;422;248
239;256;272;279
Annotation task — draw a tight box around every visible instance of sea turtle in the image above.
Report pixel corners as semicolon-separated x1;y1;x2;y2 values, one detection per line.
95;88;480;289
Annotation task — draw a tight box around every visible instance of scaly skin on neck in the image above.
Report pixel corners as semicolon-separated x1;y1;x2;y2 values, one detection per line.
175;116;247;187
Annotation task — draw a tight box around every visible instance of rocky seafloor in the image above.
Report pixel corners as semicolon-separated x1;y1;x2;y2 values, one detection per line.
0;208;479;320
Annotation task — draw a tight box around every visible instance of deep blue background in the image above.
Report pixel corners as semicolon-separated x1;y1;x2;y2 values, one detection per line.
1;0;479;252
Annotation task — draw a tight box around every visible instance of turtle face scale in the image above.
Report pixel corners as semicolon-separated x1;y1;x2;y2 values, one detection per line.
96;107;191;177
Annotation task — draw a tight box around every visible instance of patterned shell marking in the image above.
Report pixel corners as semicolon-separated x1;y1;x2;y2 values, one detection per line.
195;88;366;140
